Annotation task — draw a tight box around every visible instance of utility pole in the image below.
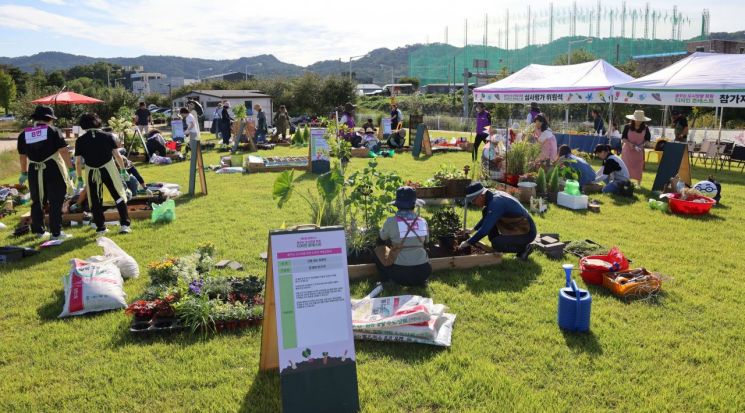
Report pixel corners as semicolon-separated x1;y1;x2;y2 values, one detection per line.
463;68;471;120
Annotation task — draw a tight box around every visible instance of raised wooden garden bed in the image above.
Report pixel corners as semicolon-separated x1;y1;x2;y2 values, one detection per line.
348;252;502;280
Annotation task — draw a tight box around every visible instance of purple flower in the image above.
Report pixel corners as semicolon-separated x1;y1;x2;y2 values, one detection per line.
189;279;203;295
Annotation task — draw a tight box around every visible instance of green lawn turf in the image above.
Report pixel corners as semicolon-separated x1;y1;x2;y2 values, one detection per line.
1;140;744;412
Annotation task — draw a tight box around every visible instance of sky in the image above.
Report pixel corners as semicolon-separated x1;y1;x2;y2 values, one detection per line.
0;0;742;66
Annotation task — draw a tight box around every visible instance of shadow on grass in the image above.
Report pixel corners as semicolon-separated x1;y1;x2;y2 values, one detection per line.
240;370;281;413
107;319;248;347
36;289;65;321
434;258;542;294
562;329;603;356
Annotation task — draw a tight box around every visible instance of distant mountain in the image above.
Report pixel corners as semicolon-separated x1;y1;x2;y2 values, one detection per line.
0;45;424;84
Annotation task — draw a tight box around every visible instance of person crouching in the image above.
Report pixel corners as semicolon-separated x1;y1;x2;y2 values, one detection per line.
374;187;431;286
458;182;536;260
74;113;131;234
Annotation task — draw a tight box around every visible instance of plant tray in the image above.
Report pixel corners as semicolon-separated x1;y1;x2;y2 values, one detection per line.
351;148;370;158
129;317;263;336
348;253;502;280
129;153;184;163
602;268;662;298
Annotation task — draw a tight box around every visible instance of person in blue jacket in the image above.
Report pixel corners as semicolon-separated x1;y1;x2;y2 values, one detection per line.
556;145;597;187
457;182;536;260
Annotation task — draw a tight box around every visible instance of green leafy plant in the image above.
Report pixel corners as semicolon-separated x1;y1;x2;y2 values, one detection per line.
548;165;560;193
557;159;580;181
505;142;542;175
273;169;344;226
433;164;465;181
232;104;247;120
201;277;232;299
536;167;547;195
302;127;310;144
429;207;462;239
292;127;304;146
346;159;403;233
174;295;215;335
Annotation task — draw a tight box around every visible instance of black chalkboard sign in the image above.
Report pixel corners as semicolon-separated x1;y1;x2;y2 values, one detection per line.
411;124;432;158
652;142;691;191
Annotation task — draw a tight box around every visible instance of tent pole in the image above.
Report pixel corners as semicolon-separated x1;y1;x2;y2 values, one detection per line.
717;106;724;144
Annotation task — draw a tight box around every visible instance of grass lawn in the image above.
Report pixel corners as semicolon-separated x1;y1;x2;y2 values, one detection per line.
1;138;744;412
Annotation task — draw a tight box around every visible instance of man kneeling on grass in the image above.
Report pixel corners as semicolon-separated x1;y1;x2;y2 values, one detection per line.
457;182;537;261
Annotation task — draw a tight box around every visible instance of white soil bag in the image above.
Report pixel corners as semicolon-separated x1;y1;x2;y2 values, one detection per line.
351;295;446;330
59;259;127;318
88;237;139;279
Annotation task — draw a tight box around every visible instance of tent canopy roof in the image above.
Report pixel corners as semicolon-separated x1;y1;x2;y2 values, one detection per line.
32;91;103;105
616;52;745;92
475;59;634;94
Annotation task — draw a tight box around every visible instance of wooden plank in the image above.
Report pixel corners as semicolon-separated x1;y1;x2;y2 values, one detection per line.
259;240;279;371
348;253;502;281
21;208;152;226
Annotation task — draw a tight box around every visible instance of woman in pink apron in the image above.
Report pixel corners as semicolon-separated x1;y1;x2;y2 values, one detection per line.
621;110;652;183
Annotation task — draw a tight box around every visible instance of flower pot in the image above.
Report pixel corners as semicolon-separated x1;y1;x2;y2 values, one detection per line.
548;192;558;203
503;174;519;187
438;235;456;250
517;182;537;204
416;186;446;199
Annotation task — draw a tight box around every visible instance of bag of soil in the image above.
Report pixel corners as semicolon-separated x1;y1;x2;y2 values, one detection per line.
353;313;456;347
351;295;446;330
59;259;127;318
88;237;139;279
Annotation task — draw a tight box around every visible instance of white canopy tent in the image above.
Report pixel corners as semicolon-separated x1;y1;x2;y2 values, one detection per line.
474;59;634;105
615;52;745;143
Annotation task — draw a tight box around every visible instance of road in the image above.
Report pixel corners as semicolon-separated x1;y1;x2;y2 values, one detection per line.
0;139;16;152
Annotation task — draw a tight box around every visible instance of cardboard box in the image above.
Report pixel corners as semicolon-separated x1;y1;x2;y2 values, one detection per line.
557;192;588;210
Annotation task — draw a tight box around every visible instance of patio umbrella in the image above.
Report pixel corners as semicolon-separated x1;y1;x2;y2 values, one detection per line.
32;91;104;105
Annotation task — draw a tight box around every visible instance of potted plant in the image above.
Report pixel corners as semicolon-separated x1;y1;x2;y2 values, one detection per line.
429;207;462;251
434;164;470;198
503;143;527;186
547;165;560;203
536;167;547;198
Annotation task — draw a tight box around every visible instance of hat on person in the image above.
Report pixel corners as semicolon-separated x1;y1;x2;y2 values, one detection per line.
31;105;57;121
530;102;539;110
464;182;488;204
397;128;407;138
344;102;356;112
625;110;651;122
390;186;424;210
365;127;374;134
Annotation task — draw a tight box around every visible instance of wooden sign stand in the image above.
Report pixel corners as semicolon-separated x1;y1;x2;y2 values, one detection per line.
188;140;208;196
652;142;692;191
259;238;279;371
411;124;433;158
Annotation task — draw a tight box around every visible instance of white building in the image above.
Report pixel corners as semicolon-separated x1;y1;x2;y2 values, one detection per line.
131;73;196;96
356;83;383;96
172;90;274;123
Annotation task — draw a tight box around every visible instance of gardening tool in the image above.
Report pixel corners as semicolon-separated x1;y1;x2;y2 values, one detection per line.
557;264;592;333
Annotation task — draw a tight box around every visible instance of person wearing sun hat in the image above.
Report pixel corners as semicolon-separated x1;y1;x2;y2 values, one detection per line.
374;186;431;286
621;109;652;184
362;127;380;152
17;105;75;241
473;103;492;162
458;182;536;261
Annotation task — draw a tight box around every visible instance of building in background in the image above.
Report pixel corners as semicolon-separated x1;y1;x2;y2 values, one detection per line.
687;39;745;54
202;71;253;82
355;83;383;96
172;90;273;123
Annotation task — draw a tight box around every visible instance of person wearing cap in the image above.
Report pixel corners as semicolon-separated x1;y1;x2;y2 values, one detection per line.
556;145;597;188
621;110;651;184
219;101;233;145
671;110;689;143
390;104;403;129
534;114;557;165
526;102;541;124
210;101;223;139
375;187;431;286
459;182;536;261
75;113;132;234
473;103;492;162
340;102;356;130
593;144;631;194
482;126;506;175
362;118;375;131
362;127;380;152
17;105;75;240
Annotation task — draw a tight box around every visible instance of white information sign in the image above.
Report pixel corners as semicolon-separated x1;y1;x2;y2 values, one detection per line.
171;120;184;138
270;228;355;370
310;127;329;161
382;117;392;135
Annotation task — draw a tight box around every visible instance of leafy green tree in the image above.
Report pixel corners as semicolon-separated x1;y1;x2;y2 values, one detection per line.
0;70;17;114
0;65;29;95
554;49;596;65
398;76;420;89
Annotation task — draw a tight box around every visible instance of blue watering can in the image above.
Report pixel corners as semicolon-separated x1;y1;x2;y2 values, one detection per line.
558;263;592;332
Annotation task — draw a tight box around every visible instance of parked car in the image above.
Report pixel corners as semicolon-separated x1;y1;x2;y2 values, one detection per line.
0;114;16;121
289;114;313;134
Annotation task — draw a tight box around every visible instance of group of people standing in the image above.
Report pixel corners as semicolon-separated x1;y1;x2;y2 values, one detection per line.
17;106;134;240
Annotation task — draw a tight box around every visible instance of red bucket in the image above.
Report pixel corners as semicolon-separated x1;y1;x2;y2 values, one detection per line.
165;141;178;151
579;247;629;285
667;193;716;215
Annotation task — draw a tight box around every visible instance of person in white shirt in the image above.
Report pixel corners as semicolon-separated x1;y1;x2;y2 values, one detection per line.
179;107;200;144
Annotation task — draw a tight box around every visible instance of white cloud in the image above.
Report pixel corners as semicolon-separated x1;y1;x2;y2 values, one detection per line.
40;0;65;4
0;1;742;65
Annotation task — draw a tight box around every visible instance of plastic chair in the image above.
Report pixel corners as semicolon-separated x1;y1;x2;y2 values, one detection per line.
728;145;745;172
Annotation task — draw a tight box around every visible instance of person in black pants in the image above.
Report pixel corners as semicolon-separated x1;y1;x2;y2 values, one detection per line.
458;182;536;260
17;106;75;240
473;103;492;161
75;113;131;235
